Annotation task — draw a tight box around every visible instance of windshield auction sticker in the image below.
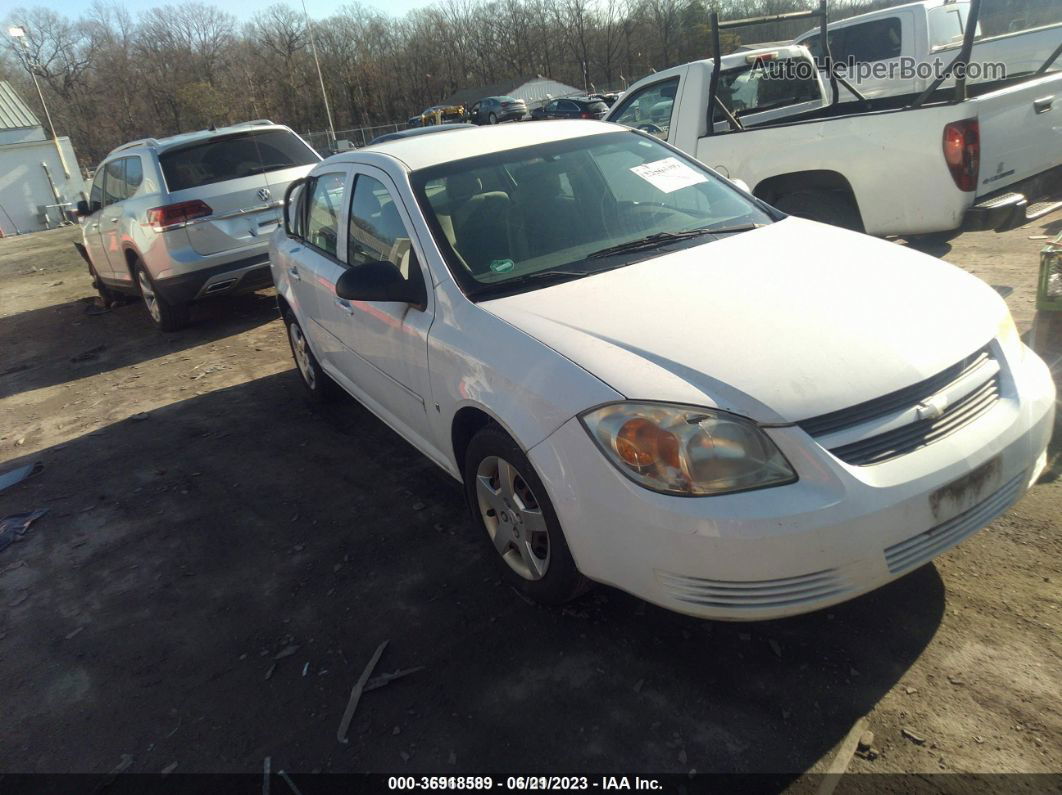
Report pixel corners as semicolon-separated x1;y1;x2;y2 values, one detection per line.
630;157;708;193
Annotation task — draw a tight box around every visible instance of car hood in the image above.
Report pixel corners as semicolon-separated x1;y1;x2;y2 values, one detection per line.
480;218;1006;424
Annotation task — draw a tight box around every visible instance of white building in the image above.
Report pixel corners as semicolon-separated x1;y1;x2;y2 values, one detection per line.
0;81;86;235
443;76;585;111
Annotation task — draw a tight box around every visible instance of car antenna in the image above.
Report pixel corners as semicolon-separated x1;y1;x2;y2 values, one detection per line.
209;122;217;132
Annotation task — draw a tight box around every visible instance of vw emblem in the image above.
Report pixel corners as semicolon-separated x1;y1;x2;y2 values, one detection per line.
916;394;948;421
257;187;271;202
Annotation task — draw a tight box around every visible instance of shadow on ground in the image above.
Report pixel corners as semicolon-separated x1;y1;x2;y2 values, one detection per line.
0;292;278;399
0;372;945;776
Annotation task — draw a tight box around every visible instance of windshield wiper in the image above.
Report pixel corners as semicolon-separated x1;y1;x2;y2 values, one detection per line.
586;223;764;260
468;269;592;298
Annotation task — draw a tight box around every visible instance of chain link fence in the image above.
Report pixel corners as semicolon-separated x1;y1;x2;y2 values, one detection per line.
303;124;409;154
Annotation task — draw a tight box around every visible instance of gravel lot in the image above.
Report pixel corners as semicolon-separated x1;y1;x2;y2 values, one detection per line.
0;215;1059;780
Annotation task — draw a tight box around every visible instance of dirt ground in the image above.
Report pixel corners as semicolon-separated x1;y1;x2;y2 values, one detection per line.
0;214;1060;782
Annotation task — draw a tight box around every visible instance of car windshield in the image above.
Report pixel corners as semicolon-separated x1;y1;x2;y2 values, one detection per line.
410;131;774;299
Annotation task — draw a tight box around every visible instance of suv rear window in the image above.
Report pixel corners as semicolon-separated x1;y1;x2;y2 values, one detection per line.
159;129;318;192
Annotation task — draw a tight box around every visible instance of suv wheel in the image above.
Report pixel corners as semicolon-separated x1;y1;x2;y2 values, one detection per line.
135;262;189;331
464;424;588;605
283;310;338;403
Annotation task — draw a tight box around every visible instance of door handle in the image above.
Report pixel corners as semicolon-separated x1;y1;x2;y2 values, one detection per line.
287;265;301;281
108;217;120;224
1034;95;1054;114
335;297;354;315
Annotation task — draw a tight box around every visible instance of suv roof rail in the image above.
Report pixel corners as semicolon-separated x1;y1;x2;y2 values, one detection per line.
109;137;160;154
230;119;275;128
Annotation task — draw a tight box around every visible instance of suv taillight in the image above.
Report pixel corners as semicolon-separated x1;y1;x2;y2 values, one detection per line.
942;119;979;192
580;112;592;119
146;200;212;231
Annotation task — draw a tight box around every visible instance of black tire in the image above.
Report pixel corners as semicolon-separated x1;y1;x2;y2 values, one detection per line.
134;260;189;331
774;190;863;232
488;112;498;124
464;424;588;605
282;309;338;403
905;229;962;250
88;262;120;307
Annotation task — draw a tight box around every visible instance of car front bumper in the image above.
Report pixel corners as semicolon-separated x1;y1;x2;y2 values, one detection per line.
528;344;1056;621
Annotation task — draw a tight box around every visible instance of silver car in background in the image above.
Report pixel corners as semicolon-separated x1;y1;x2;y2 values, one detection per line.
76;120;320;330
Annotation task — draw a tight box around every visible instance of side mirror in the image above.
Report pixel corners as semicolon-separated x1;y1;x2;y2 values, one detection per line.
335;260;427;308
730;178;751;194
76;199;91;217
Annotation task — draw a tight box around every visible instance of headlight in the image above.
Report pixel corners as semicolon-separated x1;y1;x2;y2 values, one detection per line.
580;402;797;497
996;308;1024;362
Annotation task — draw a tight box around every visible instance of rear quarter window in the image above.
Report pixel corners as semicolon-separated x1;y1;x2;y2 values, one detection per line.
159;129;318;192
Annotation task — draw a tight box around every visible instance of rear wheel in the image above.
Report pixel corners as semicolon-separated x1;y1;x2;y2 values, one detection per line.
774;190;863;232
135;261;189;331
464;425;587;605
283;310;338;403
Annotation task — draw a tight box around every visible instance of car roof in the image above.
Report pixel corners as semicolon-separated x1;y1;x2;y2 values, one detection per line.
106;121;295;159
370;123;474;144
335;119;621;172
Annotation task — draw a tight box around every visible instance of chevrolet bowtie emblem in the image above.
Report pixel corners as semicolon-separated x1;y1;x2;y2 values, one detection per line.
916;394;949;421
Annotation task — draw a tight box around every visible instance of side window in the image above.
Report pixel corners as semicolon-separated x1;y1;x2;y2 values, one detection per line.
305;172;346;257
125;157;143;195
611;77;679;141
835;19;902;63
348;174;419;281
102;159;126;206
89;171;104;212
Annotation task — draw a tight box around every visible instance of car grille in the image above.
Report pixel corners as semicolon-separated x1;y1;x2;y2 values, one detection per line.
883;470;1025;575
657;568;851;611
798;344;1000;466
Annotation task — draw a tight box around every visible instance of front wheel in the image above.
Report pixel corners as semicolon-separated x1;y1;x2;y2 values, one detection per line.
488;112;498;124
135;261;189;331
464;425;587;605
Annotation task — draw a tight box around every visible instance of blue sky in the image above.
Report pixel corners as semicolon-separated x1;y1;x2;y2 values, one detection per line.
0;0;443;22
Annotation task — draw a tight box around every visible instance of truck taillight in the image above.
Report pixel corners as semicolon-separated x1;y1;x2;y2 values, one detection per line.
942;119;979;192
146;200;212;230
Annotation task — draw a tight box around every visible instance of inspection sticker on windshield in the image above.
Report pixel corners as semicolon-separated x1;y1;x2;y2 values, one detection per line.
630;157;708;193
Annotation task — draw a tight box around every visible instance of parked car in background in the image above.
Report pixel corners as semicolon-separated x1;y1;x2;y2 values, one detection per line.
608;37;1062;238
794;0;1062;101
406;116;423;129
419;104;466;125
74;120;320;330
530;96;610;120
588;92;622;107
369;123;474;145
468;96;528;124
271;121;1054;618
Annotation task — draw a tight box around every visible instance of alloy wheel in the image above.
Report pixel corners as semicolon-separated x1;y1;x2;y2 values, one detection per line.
475;455;550;580
137;269;161;324
288;321;316;389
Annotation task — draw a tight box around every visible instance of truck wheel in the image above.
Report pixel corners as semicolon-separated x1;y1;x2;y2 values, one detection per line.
135;261;189;331
774;190;863;232
464;424;589;606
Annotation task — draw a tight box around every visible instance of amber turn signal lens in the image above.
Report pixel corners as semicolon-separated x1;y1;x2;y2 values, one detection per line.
616;418;680;469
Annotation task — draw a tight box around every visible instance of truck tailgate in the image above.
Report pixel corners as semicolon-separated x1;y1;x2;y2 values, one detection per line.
974;71;1062;198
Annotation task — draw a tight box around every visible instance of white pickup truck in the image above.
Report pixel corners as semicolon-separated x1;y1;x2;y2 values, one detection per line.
794;0;1062;101
606;23;1062;239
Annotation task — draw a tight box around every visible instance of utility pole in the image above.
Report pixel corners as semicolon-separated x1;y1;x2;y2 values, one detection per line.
8;25;71;178
300;0;337;151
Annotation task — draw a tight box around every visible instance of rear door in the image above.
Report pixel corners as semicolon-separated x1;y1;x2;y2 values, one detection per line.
973;71;1062;198
100;156;144;276
158;128;320;256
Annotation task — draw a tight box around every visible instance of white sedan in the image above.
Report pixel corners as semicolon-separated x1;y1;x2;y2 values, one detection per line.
270;121;1055;620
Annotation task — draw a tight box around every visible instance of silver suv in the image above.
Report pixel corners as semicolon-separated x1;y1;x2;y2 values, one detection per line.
76;120;320;330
